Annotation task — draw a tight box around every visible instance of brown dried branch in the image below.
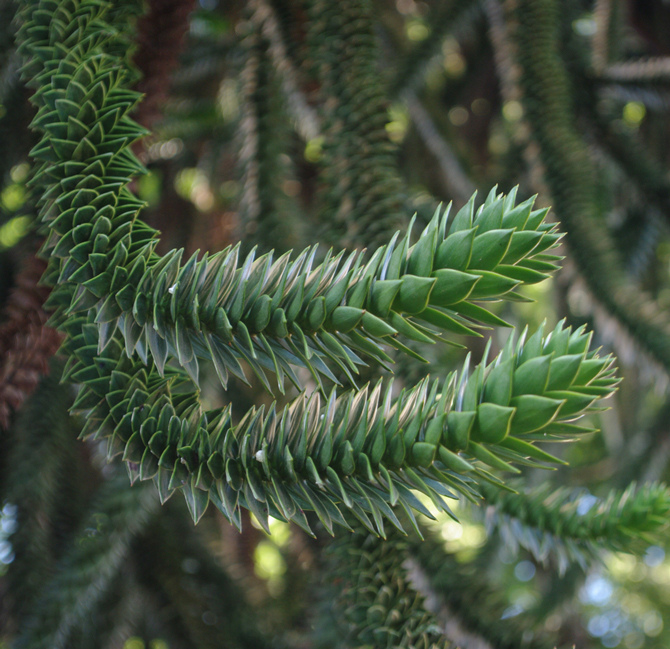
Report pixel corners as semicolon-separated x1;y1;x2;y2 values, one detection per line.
601;57;670;82
0;255;62;429
132;0;198;131
592;0;613;72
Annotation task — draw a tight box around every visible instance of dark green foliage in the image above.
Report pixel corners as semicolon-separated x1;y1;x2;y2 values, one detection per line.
19;0;563;397
238;20;304;253
408;525;557;649
15;475;159;649
48;192;563;393
2;364;79;627
16;0;616;534
478;481;670;572
3;0;670;647
129;315;612;530
63;306;616;535
132;501;271;649
389;0;480;97
512;0;670;371
304;0;409;247
319;525;452;649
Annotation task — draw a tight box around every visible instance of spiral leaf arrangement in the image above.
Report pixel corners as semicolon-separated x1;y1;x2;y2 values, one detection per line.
304;0;408;247
63;314;616;535
478;481;670;572
320;527;452;649
17;0;618;535
43;164;565;393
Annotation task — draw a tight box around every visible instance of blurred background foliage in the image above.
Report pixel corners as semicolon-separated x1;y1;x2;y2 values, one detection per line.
2;0;670;648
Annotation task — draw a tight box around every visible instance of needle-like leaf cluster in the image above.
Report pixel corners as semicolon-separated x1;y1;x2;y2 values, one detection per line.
478;481;670;572
17;0;618;535
320;527;452;649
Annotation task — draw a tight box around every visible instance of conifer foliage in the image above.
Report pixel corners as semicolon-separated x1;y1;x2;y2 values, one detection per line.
2;1;670;648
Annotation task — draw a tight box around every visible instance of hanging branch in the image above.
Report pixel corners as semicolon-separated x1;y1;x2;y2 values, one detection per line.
509;0;670;373
317;525;453;649
304;0;410;247
248;0;320;142
238;19;305;253
66;313;617;533
20;1;566;393
42;187;567;393
15;475;159;649
15;0;618;532
477;481;670;574
389;0;482;98
2;367;76;630
408;525;557;649
485;0;550;197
